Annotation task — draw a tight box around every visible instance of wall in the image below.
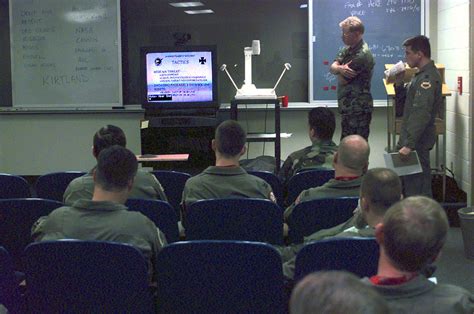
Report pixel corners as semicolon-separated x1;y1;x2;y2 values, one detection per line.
0;111;142;175
122;0;308;105
437;0;472;203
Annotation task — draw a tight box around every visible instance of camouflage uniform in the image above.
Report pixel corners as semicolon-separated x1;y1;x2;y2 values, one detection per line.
278;139;337;186
395;61;442;197
335;39;374;140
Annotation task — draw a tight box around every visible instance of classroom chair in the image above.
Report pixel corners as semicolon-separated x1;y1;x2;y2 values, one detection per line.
24;240;155;313
0;174;31;199
247;170;284;207
285;169;335;206
294;237;379;281
0;198;63;271
287;197;358;243
0;246;25;314
152;170;191;217
155;240;286;314
125;198;179;243
35;171;86;201
185;198;284;245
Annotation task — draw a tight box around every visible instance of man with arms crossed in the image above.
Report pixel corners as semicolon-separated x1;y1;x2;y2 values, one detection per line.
330;16;374;140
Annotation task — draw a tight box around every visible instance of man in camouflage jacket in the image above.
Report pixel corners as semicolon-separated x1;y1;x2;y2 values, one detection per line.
278;107;337;186
330;16;374;140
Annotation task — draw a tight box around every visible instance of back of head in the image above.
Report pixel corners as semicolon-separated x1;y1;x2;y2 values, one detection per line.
383;196;448;272
308;107;335;140
95;145;138;192
290;271;388;314
403;35;431;58
93;125;127;157
339;16;365;34
215;120;246;158
337;135;370;174
361;168;401;216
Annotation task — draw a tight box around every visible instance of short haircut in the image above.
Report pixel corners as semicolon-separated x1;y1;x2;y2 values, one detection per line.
403;35;431;58
339;16;365;34
93;125;127;157
95;145;138;192
338;135;370;173
214;120;246;158
308;107;336;140
290;271;388;314
383;196;448;272
361;168;401;216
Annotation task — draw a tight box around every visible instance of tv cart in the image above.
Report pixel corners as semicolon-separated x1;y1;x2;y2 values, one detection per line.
230;98;281;172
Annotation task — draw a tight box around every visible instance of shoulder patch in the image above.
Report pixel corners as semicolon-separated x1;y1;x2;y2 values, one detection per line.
420;81;431;90
269;192;277;204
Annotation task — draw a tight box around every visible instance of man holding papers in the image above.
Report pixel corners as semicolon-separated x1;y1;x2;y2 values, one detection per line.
391;36;442;197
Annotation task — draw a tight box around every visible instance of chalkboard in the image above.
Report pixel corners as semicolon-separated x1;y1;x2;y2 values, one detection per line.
310;0;423;102
9;0;122;107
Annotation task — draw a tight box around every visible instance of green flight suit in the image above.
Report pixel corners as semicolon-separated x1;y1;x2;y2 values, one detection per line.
63;168;168;206
363;275;474;314
335;39;374;140
284;177;362;220
32;199;167;283
278;139;337;186
181;166;275;223
395;61;442;197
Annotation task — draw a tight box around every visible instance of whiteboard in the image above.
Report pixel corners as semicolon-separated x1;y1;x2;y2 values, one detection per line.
9;0;122;107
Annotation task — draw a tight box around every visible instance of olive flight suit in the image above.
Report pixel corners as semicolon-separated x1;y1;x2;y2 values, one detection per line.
395;61;442;197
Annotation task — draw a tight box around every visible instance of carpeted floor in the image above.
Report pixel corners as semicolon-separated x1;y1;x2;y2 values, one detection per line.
435;227;474;292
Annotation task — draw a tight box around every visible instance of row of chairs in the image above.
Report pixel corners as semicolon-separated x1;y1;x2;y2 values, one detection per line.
0;168;335;209
0;171;191;215
0;238;378;313
0;196;357;271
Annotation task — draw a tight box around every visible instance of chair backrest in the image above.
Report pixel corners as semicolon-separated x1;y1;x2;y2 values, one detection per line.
0;174;30;199
152;170;191;216
286;169;335;206
247;170;284;206
186;198;284;245
125;198;179;243
35;171;86;201
24;240;154;313
0;247;25;314
0;198;63;271
288;197;359;243
294;237;379;281
156;240;285;314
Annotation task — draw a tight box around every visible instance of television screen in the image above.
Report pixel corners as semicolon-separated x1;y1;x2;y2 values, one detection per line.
141;45;218;113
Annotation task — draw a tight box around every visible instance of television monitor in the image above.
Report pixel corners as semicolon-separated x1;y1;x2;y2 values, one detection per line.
140;45;218;114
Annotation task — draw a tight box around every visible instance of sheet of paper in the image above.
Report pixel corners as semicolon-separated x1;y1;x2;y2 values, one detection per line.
384;151;422;176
